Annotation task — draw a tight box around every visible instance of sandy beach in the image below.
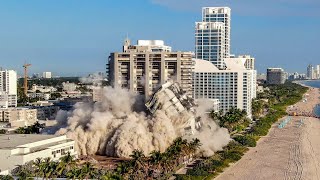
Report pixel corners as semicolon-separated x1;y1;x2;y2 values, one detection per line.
215;87;320;180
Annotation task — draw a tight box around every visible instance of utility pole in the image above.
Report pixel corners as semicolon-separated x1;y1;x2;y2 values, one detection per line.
23;63;31;96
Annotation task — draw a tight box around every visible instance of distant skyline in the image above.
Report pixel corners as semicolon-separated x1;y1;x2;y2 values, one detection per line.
0;0;319;76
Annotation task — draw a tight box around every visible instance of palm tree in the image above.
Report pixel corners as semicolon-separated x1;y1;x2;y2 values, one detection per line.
66;167;81;179
80;161;98;179
0;175;14;180
129;149;145;168
32;157;44;177
14;164;33;180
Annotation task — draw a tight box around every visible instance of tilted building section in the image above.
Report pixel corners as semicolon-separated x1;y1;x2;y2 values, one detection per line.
146;81;200;135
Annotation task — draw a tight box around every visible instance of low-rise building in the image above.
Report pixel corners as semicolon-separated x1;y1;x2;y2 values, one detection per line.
27;92;51;100
31;84;57;93
28;106;59;120
0;134;77;175
0;108;37;127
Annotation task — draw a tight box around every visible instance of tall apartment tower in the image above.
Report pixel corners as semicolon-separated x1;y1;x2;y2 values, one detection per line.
202;7;231;57
193;7;257;118
195;7;231;70
195;22;226;69
316;65;320;79
108;40;194;99
0;69;17;108
307;64;314;79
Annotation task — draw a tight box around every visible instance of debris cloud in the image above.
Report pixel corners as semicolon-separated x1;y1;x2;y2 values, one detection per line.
55;83;231;158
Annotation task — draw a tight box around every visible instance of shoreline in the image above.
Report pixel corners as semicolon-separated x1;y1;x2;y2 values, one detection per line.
293;81;320;117
215;86;320;180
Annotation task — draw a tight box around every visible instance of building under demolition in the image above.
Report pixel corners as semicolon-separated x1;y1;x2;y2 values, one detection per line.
146;81;200;135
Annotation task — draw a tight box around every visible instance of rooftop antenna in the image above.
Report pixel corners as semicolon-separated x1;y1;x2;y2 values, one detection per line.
124;33;130;46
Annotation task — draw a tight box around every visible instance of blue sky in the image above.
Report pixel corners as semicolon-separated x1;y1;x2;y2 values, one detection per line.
0;0;319;76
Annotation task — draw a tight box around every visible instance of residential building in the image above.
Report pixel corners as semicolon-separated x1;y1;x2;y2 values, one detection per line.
202;7;231;59
195;22;226;69
0;69;17;108
27;92;51;101
31;84;57;93
108;40;194;98
0;134;77;175
0;108;37;127
42;72;52;79
192;58;256;118
238;55;255;70
307;64;314;79
267;68;286;84
316;65;320;79
29;105;59;120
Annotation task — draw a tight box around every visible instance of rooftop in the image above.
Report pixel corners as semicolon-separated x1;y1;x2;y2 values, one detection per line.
193;58;248;72
0;134;60;150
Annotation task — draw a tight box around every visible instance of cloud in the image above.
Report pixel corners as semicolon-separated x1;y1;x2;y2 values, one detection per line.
151;0;320;17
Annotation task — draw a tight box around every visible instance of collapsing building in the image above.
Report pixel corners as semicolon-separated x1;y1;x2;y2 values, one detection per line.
55;81;231;157
146;81;201;135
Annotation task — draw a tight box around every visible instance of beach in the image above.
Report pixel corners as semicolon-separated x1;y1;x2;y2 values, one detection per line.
215;87;320;180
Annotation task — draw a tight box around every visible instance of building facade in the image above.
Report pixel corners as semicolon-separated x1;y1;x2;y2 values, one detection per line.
108;40;194;98
238;55;255;70
202;7;231;59
192;59;256;118
0;134;77;175
195;22;226;69
0;70;17;108
42;72;52;79
267;68;286;84
193;7;257;118
0;108;37;127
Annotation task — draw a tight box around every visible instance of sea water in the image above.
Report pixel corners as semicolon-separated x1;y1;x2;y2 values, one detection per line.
297;80;320;88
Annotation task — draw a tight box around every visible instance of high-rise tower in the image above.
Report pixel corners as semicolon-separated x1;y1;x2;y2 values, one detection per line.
195;7;231;69
202;7;231;58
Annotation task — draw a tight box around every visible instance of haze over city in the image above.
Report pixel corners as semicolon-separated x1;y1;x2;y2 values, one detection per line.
0;0;319;76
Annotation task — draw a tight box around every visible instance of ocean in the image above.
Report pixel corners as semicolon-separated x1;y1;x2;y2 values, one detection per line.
296;80;320;88
296;80;320;116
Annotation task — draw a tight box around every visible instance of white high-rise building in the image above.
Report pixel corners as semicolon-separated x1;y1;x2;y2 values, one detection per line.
307;64;314;79
192;58;256;118
0;69;17;108
195;22;226;69
193;7;257;118
202;7;231;59
316;65;320;79
43;72;52;79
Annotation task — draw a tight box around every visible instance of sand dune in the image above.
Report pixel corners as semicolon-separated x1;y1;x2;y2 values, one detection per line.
215;87;320;180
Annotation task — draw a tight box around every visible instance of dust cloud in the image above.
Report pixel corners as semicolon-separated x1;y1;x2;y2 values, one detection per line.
54;86;231;158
